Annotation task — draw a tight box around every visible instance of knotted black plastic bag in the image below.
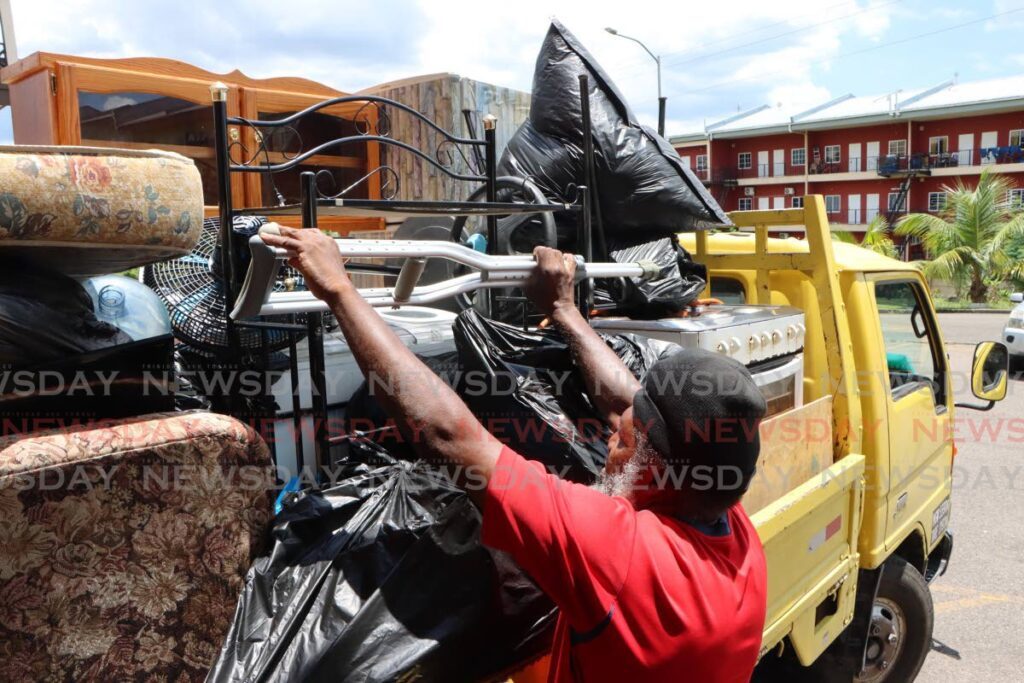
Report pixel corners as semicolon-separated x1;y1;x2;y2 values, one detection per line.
207;443;556;683
498;20;729;238
452;310;680;483
593;236;708;318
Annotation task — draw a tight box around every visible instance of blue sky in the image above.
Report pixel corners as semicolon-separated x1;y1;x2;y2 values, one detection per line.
2;0;1023;141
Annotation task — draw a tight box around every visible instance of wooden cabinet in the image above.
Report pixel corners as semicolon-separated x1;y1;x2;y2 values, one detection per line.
1;52;382;233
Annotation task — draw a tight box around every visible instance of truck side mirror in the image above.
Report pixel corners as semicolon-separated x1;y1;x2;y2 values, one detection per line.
1011;292;1024;303
956;341;1009;411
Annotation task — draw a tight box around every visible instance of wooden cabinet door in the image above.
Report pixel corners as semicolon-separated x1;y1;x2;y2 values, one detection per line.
56;62;246;210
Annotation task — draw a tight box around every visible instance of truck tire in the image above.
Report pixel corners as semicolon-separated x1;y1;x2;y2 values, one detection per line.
854;556;934;682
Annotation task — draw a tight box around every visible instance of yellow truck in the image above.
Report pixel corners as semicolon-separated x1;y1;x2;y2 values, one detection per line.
671;196;1009;681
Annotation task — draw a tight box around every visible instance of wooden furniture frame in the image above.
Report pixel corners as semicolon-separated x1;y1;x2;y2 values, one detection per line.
1;52;383;233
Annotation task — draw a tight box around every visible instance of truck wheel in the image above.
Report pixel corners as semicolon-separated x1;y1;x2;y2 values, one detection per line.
854;556;933;682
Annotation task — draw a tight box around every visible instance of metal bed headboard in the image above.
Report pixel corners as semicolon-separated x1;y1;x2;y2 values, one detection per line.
207;76;600;482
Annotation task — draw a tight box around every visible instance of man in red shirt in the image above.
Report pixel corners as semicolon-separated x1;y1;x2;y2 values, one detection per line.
263;228;769;682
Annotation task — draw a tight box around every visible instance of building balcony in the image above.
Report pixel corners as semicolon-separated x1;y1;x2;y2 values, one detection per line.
695;168;743;185
876;149;1024;176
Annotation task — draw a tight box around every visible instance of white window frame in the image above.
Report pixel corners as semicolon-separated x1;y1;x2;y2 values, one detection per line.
928;191;947;212
1011;130;1024;148
825;194;841;213
791;196;804;208
737;152;752;169
696;154;708;172
737;197;753;211
824;145;841;164
1009;188;1024;207
928;136;949;155
888;139;907;157
888;192;905;212
791;148;806;166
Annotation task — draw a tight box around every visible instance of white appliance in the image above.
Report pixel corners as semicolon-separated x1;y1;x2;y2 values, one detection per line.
592;305;806;416
270;307;457;475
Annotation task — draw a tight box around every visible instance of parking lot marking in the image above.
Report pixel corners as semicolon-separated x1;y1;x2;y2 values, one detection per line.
931;584;1024;615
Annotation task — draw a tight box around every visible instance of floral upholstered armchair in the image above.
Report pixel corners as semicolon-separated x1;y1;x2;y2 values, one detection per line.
0;411;275;682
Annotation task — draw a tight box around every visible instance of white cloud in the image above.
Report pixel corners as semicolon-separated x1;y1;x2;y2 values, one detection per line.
2;0;903;138
986;0;1024;31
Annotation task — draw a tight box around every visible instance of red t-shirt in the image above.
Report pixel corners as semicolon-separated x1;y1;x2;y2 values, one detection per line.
482;447;767;682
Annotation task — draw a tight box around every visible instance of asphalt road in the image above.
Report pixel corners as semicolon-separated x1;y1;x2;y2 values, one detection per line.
918;313;1024;681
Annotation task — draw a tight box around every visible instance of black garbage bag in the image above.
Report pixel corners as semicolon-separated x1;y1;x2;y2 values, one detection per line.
344;310;679;484
593;236;708;318
498;20;729;239
452;310;679;483
0;260;131;364
207;442;556;683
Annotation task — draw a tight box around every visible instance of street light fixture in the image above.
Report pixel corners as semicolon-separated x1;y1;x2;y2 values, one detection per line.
605;26;666;136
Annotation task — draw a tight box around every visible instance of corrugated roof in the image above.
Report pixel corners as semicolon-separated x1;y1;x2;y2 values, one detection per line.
671;75;1024;142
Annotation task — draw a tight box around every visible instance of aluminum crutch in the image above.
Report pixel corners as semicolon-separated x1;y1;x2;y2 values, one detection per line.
230;225;662;319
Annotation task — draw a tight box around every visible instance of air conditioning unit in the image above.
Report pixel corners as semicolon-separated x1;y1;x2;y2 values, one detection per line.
744;187;756;196
783;187;795;196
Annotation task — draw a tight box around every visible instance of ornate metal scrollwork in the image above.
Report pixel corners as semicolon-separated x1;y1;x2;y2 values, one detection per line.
436;138;483;177
228;119;304;168
313;166;400;201
353;100;392;138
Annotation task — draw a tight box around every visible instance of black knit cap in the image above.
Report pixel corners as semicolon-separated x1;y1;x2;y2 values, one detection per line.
632;348;768;490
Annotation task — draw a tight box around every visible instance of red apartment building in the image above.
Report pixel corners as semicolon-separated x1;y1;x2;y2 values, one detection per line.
670;76;1024;258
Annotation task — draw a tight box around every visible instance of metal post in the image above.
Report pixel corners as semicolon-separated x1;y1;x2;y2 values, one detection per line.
211;82;237;305
301;171;330;476
578;74;607;261
288;316;304;477
483;114;498;316
211;81;245;422
577;185;592;320
605;29;664;137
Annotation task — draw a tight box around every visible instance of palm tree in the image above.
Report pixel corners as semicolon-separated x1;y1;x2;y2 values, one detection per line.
833;214;898;259
895;170;1024;303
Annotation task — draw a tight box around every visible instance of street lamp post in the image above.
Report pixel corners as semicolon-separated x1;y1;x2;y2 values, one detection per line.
605;27;666;137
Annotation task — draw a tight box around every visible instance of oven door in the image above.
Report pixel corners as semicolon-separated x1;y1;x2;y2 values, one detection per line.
750;353;804;417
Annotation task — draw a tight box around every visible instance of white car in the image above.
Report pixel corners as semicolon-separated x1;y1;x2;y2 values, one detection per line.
1006;292;1024;368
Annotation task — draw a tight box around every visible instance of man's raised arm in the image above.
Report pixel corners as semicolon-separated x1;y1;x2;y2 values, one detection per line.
261;226;502;503
523;247;641;430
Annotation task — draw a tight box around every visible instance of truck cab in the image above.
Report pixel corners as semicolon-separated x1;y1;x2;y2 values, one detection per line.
670;197;1007;680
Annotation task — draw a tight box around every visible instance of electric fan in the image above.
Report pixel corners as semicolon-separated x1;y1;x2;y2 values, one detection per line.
143;215;306;353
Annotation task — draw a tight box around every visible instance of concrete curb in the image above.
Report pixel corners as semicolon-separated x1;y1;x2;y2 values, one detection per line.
934;308;1012;314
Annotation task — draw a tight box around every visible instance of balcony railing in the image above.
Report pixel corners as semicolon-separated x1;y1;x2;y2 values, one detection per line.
808;159;847;174
876;147;1024;174
711;146;1024;184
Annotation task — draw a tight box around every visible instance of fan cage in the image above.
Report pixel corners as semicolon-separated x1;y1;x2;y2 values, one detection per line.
144;216;309;353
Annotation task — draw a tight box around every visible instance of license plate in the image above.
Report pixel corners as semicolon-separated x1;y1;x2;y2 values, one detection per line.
931;497;951;544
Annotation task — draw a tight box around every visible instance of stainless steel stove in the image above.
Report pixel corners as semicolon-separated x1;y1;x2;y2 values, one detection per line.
591;305;807;416
591;305;805;366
